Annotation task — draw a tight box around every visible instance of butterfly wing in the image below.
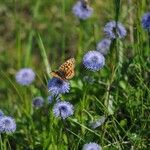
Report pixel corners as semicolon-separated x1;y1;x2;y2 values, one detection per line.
51;70;66;80
59;58;75;80
51;58;75;80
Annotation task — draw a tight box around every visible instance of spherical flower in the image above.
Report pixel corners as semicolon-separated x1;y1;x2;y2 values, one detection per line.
82;142;102;150
53;101;74;119
0;116;16;133
96;38;111;55
15;68;35;86
0;110;4;118
83;51;105;71
32;96;44;108
72;1;93;20
104;21;127;39
48;77;70;95
141;12;150;30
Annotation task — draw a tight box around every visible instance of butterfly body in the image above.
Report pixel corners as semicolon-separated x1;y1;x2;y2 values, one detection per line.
51;58;75;80
81;0;89;9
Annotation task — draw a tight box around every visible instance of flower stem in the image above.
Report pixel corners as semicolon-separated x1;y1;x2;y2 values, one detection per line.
61;118;71;150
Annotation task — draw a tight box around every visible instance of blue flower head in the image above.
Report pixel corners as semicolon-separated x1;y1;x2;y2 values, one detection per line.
32;96;44;108
141;12;150;30
53;101;74;119
0;110;4;118
0;116;16;133
48;77;70;95
104;21;127;39
72;1;93;20
97;38;111;55
82;142;102;150
15;68;35;86
83;51;105;71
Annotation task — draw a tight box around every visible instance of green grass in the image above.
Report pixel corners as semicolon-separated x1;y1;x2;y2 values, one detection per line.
0;0;149;149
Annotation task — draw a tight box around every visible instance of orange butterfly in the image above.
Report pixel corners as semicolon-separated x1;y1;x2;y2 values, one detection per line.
51;58;75;80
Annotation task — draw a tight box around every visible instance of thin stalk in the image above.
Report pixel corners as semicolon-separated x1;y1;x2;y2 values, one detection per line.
16;28;21;69
92;24;97;50
61;0;66;60
69;118;101;138
0;134;3;150
25;30;34;66
60;113;71;150
114;0;121;22
148;31;150;49
37;34;51;77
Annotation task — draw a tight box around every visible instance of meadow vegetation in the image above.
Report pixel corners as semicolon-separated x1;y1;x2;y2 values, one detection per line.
0;0;149;149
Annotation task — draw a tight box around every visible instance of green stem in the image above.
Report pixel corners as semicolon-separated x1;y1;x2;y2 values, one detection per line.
92;24;97;50
61;0;66;60
114;0;120;22
148;31;150;49
25;30;34;66
61;118;71;150
0;134;3;150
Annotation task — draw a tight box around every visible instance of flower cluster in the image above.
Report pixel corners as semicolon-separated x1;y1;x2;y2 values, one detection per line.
0;110;16;134
82;19;127;71
47;77;74;119
93;20;127;56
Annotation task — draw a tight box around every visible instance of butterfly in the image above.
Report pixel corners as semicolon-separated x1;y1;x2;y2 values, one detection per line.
51;58;75;80
81;0;89;9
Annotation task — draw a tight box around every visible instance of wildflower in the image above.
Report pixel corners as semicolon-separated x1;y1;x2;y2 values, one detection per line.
15;68;35;86
83;51;105;71
32;96;44;108
53;101;74;119
47;95;54;104
72;1;93;20
96;38;111;55
0;116;16;133
0;110;4;118
82;142;102;150
48;77;70;95
47;95;60;104
141;12;150;30
104;21;127;39
89;116;106;129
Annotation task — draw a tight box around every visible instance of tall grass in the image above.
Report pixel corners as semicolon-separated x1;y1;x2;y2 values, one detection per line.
0;0;149;149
